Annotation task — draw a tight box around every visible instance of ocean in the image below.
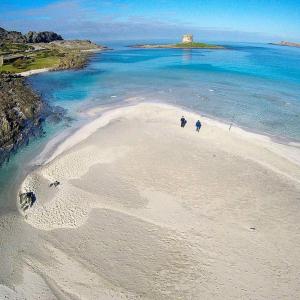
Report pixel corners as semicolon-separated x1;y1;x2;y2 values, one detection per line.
28;41;300;140
0;41;300;207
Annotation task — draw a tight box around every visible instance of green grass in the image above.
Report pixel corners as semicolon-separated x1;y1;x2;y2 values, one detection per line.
0;43;33;55
174;42;222;48
0;45;92;74
0;56;60;73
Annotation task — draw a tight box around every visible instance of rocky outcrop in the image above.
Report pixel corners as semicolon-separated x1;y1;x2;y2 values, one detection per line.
49;40;106;50
25;31;63;43
0;27;63;44
56;51;89;70
0;73;66;166
0;27;25;43
0;74;43;165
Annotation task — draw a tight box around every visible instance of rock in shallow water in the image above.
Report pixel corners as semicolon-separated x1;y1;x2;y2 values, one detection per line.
0;73;67;167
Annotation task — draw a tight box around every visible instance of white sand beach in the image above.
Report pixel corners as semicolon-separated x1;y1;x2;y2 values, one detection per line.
17;67;52;77
3;103;300;299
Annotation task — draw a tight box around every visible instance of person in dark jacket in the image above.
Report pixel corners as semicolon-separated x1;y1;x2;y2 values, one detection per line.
196;120;202;132
180;116;187;128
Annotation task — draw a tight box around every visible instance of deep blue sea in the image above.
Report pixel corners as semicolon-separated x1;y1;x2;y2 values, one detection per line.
1;41;300;207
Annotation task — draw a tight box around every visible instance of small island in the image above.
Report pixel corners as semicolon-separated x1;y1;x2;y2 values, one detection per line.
270;41;300;48
129;34;224;49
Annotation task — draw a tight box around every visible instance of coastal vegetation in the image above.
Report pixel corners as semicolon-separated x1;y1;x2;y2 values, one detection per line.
174;42;224;48
0;27;107;74
130;34;224;49
0;42;33;55
0;27;105;166
0;49;61;73
57;51;88;70
0;40;104;74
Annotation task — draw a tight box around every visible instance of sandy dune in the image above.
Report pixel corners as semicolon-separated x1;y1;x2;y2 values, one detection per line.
5;103;300;299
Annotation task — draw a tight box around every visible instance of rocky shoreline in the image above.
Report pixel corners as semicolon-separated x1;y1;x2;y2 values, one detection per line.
0;27;108;167
0;73;65;166
1;26;108;74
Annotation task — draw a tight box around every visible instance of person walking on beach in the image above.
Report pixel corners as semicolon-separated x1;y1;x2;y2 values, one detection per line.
196;120;202;132
180;116;187;128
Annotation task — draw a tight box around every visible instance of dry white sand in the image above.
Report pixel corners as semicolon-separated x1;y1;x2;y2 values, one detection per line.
17;68;52;77
2;103;300;299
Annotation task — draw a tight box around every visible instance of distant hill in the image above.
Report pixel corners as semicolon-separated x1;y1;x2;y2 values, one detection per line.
0;27;25;43
0;27;63;44
270;41;300;48
24;31;63;43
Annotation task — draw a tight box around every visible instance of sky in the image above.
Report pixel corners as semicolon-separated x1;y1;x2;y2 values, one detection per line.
1;0;300;42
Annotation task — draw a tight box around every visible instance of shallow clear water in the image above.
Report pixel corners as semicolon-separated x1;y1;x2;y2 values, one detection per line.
29;41;300;141
1;41;300;207
0;121;67;210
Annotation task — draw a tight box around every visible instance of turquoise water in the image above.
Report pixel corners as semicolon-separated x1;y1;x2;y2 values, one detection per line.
1;41;300;207
0;121;67;210
28;41;300;141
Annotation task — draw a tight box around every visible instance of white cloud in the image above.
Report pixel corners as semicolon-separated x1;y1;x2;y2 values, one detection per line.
0;0;286;42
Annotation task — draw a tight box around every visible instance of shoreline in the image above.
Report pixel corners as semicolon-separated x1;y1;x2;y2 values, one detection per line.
12;101;300;298
14;101;300;215
11;100;300;216
270;41;300;48
166;100;300;146
35;101;300;168
13;100;300;215
19;101;300;221
128;45;225;50
127;42;225;50
17;67;52;77
15;48;110;77
16;101;300;215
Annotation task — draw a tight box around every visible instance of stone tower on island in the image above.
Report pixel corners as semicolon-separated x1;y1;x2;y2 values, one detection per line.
182;34;193;43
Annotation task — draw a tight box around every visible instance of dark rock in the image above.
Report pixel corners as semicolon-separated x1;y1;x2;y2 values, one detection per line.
0;27;63;44
0;27;25;43
0;74;67;166
25;31;63;43
0;74;43;166
19;191;36;211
